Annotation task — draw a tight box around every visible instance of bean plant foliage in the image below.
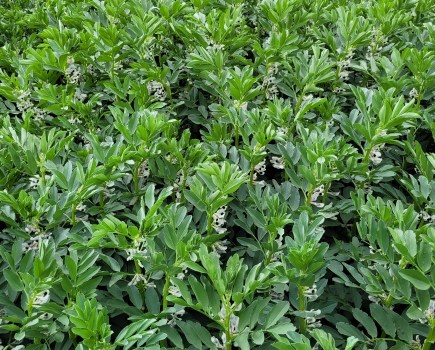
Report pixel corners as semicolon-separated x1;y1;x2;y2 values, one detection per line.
0;0;434;349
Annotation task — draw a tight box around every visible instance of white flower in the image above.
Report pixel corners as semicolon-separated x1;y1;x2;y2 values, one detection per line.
84;142;92;151
168;308;185;326
139;161;150;178
276;126;288;137
368;295;380;304
128;274;147;286
409;88;418;99
339;70;350;80
270;156;285;169
254;160;266;175
262;63;279;100
410;335;421;348
265;84;279;100
212;206;228;234
229;314;239;334
29;176;40;189
39;312;53;320
212;240;229;258
147;81;166;101
369;148;382;165
303;284;318;301
16;89;33;112
76;202;87;212
211;333;227;349
252;173;266;187
307;320;322;328
424;300;435;321
74;88;87;102
22;240;39;253
169;285;182;298
310;309;322;316
68;115;82;124
33;107;47;122
25;224;40;234
65;59;82;84
87;64;97;76
33;290;50;305
310;185;325;207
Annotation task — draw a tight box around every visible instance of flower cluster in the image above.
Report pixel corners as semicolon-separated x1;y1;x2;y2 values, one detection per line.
138;160;150;178
211;239;229;259
168;308;185;326
211;333;227;349
16;90;33;112
337;50;354;81
212;206;227;234
306;309;322;329
128;273;156;287
262;63;279;100
369;147;382;165
147;81;167;101
65;57;82;84
173;171;185;202
33;290;50;305
74;88;87;102
303;284;318;302
22;232;52;253
310;185;325;208
419;300;435;324
270;156;285;169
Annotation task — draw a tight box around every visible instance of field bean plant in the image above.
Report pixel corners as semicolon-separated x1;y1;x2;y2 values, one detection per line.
0;0;435;349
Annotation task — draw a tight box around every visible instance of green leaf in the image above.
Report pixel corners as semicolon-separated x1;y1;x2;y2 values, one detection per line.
4;270;24;291
336;322;365;340
344;337;359;350
370;304;396;337
265;301;290;328
252;330;264;345
352;308;377;338
417;242;432;272
399;269;431;290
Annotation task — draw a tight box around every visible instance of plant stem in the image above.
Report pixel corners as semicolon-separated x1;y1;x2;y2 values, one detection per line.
162;274;170;311
71;204;76;225
133;163;140;193
249;164;255;185
235;124;239;148
298;285;307;334
423;324;435;350
305;185;313;206
207;212;213;235
224;302;232;350
99;191;104;208
134;259;145;309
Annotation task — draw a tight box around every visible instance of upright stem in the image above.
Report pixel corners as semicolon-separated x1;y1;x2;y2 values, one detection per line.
133;163;140;193
71;204;76;225
423;324;435;350
207;212;213;235
134;259;145;309
249;165;255;186
305;185;314;206
162;274;170;311
235;124;239;148
99;192;104;208
224;302;232;350
298;285;307;334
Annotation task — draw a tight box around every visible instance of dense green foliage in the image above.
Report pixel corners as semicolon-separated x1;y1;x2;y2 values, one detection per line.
0;0;434;349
